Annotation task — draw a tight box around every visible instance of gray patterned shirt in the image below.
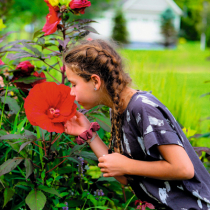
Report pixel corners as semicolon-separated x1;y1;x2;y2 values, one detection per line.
121;91;210;210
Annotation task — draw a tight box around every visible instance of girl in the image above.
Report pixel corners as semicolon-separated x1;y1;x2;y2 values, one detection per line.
64;39;210;210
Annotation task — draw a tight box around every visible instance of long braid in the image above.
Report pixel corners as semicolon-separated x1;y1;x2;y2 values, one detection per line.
64;40;131;153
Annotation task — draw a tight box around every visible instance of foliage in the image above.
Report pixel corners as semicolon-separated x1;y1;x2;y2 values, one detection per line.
1;0;113;26
111;9;129;45
160;8;177;47
194;80;210;172
180;8;200;41
0;1;137;209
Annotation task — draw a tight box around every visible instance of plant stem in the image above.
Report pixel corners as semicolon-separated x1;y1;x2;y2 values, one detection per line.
43;60;60;72
46;158;67;174
0;85;8;129
32;142;44;150
45;71;60;83
43;47;61;54
61;24;67;84
51;133;62;145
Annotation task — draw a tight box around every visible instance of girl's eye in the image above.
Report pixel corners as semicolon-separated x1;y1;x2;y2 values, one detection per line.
70;83;76;87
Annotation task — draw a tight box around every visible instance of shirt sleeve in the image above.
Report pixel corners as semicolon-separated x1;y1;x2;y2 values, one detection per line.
132;97;184;159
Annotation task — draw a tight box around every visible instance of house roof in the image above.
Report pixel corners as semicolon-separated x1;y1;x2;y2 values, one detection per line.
122;0;183;15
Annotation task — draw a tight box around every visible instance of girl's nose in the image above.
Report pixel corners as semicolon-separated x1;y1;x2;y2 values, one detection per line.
70;88;75;96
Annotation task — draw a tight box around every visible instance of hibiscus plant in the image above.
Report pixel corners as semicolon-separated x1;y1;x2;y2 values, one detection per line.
0;1;137;209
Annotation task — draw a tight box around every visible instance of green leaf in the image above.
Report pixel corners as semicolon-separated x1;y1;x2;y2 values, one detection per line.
0;134;36;140
81;26;99;34
24;159;33;179
86;166;102;179
67;200;84;207
37;37;45;45
33;29;44;39
97;177;116;182
0;130;7;136
16;181;34;188
13;76;45;84
36;127;44;168
17;117;28;133
0;157;23;176
38;185;61;197
25;189;46;210
11;200;25;210
19;140;34;153
87;194;97;206
57;166;76;175
69;144;85;155
59;192;69;197
77;151;97;161
0;96;20;114
89;113;111;132
7;52;35;60
85;207;114;210
3;188;15;207
67;157;81;165
22;41;42;57
5;140;27;158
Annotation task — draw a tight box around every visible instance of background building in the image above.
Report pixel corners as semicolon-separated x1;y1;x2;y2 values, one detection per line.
90;0;183;48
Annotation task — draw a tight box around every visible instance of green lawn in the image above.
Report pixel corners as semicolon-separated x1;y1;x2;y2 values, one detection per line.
120;42;210;147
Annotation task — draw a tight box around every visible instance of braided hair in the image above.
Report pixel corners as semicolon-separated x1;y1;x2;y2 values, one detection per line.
64;39;132;153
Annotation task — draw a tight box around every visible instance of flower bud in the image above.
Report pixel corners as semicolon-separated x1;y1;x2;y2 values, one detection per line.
0;59;4;65
49;0;59;6
16;61;35;76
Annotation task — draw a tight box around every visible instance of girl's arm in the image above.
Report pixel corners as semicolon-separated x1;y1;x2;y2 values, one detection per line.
98;144;194;180
88;133;128;185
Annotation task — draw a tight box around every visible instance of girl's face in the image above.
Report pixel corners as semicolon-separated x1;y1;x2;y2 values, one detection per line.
65;66;102;110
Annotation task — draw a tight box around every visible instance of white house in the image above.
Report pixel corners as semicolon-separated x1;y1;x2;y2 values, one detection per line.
90;0;182;48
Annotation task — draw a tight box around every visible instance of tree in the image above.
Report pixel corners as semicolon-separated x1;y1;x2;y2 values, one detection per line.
112;9;129;44
160;8;177;47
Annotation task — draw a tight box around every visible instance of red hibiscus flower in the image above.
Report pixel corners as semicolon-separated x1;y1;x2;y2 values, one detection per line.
135;199;155;210
15;61;35;76
32;71;46;87
43;0;61;35
0;59;4;65
24;82;77;133
69;0;91;14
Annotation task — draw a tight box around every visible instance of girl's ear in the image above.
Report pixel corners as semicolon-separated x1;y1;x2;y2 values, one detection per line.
91;74;102;90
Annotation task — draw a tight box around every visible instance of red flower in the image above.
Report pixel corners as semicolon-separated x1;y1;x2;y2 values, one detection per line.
69;0;91;14
0;59;4;65
15;61;35;76
135;200;155;210
32;71;46;87
43;0;61;35
24;82;77;133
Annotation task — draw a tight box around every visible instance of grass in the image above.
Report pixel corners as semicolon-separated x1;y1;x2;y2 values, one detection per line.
120;42;210;147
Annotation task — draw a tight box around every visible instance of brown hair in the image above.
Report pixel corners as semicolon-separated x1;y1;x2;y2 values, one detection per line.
64;39;132;153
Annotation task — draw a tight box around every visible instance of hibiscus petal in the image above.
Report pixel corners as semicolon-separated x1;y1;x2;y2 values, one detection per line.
24;82;76;133
42;18;61;35
59;95;76;116
24;86;49;112
48;122;64;133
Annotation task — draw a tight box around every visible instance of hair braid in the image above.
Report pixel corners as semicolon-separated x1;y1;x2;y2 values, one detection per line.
64;39;132;153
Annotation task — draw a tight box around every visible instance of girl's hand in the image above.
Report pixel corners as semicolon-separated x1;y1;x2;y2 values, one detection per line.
98;153;130;177
64;111;91;136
